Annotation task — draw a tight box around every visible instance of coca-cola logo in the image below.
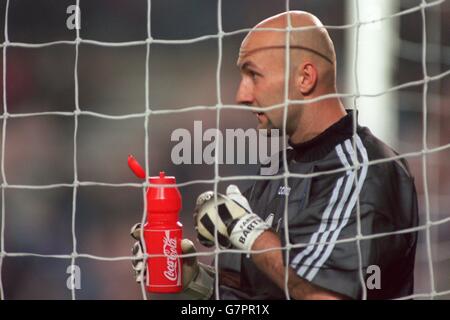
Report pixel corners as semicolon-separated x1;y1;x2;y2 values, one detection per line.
162;231;179;282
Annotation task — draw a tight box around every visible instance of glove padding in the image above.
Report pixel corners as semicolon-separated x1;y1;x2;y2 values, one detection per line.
130;223;214;299
194;185;270;251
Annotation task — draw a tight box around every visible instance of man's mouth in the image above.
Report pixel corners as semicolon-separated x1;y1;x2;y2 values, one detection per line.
253;111;265;123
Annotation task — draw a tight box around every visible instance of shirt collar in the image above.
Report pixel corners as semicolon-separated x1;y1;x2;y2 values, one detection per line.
288;109;359;162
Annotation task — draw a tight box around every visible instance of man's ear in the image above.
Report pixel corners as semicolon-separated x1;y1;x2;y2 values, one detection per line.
297;62;318;96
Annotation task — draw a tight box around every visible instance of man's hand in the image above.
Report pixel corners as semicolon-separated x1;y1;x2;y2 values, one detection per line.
194;185;270;251
130;223;215;299
193;186;347;300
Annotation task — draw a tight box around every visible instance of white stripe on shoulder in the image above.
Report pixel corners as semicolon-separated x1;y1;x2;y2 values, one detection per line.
290;140;351;271
305;135;369;281
336;141;352;174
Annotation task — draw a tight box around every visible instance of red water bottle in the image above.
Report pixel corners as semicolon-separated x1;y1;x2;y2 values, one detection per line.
128;155;183;293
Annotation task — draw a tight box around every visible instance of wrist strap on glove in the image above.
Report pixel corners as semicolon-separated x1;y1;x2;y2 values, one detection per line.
229;213;270;251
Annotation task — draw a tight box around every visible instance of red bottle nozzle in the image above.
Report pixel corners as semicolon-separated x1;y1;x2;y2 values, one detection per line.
128;154;146;179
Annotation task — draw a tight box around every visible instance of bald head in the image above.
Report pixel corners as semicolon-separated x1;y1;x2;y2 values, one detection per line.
238;11;337;91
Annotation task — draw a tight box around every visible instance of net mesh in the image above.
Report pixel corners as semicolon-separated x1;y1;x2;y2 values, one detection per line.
0;0;449;300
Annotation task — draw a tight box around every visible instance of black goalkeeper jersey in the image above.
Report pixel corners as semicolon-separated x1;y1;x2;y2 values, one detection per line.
217;110;419;300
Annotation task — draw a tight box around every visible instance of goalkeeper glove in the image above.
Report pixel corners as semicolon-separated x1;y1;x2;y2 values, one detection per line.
130;223;215;299
194;185;270;251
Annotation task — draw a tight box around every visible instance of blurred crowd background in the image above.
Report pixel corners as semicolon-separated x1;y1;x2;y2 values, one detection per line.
0;0;448;299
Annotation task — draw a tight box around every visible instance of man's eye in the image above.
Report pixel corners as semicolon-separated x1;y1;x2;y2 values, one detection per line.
249;71;258;80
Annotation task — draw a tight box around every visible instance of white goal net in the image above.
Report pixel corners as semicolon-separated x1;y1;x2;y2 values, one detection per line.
0;0;449;300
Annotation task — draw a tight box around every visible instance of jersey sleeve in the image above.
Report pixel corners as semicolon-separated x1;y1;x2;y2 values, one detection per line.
280;167;371;299
280;160;418;299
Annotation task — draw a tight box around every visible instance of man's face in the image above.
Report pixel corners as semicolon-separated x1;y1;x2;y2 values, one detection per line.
236;31;300;134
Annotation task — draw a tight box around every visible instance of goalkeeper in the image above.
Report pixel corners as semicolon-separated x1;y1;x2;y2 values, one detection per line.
131;11;418;300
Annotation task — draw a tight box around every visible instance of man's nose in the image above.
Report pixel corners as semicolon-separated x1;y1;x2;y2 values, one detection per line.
235;79;254;106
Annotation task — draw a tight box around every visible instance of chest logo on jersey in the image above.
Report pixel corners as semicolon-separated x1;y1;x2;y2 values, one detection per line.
277;186;291;196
